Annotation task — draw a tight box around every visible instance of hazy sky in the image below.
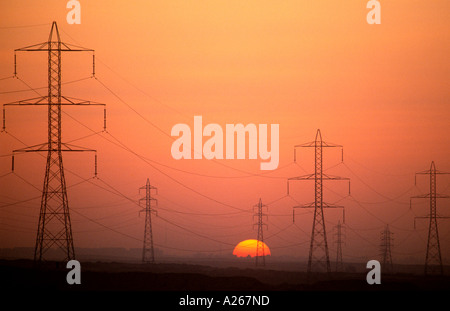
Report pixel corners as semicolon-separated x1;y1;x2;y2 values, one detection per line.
0;1;449;264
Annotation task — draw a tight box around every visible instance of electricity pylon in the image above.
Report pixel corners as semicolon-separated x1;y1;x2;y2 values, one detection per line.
334;220;345;272
289;129;349;275
380;224;393;274
253;198;268;267
411;161;450;275
3;22;104;262
139;178;158;263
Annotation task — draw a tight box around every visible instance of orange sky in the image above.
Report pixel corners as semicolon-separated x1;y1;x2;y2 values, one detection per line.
0;1;449;264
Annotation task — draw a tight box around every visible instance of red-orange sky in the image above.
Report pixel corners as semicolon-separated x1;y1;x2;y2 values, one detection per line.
0;1;449;265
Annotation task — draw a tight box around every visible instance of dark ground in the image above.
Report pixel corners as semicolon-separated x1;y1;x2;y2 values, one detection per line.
1;259;450;291
1;259;449;309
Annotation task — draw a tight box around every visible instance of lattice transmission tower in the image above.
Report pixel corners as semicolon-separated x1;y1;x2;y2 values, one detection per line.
289;129;349;275
411;161;450;275
380;224;394;274
334;220;345;272
2;22;104;262
139;178;158;263
253;198;268;267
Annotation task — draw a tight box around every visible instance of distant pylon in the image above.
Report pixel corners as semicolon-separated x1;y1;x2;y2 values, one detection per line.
289;129;350;275
334;220;345;272
411;161;450;275
380;224;394;273
253;198;268;267
3;22;104;262
139;178;158;263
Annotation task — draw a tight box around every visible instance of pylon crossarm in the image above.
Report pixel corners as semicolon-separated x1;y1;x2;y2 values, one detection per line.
60;42;94;52
288;173;315;180
12;143;96;153
15;42;94;52
293;202;315;209
12;142;49;153
294;141;315;148
436;194;450;199
61;143;96;152
294;141;342;148
322;173;350;181
412;193;450;199
411;194;430;199
436;215;450;219
4;96;105;106
12;143;97;175
434;171;450;175
62;96;105;106
416;170;450;176
4;96;48;106
15;42;48;52
322;203;345;209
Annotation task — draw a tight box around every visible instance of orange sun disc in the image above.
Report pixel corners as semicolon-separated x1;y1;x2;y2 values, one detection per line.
233;239;271;258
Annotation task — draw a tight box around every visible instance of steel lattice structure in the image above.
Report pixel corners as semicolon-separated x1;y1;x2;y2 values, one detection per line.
411;161;450;275
289;129;349;275
380;224;393;274
253;198;268;267
139;178;158;263
3;22;104;262
334;220;345;272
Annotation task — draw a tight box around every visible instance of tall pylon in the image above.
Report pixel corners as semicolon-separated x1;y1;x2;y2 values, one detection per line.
334;220;345;272
411;161;450;275
139;178;158;263
380;224;394;274
288;129;349;275
253;198;268;267
3;22;104;262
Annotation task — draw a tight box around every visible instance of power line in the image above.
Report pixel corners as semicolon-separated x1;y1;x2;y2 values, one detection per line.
47;99;274;214
92;71;291;179
0;76;14;81
345;155;412;177
4;73;254;215
0;175;94;210
57;27;191;121
0;76;93;95
265;223;294;241
343;162;412;204
76;176;246;248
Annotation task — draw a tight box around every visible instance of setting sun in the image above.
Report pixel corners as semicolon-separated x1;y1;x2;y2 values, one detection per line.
233;239;271;258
